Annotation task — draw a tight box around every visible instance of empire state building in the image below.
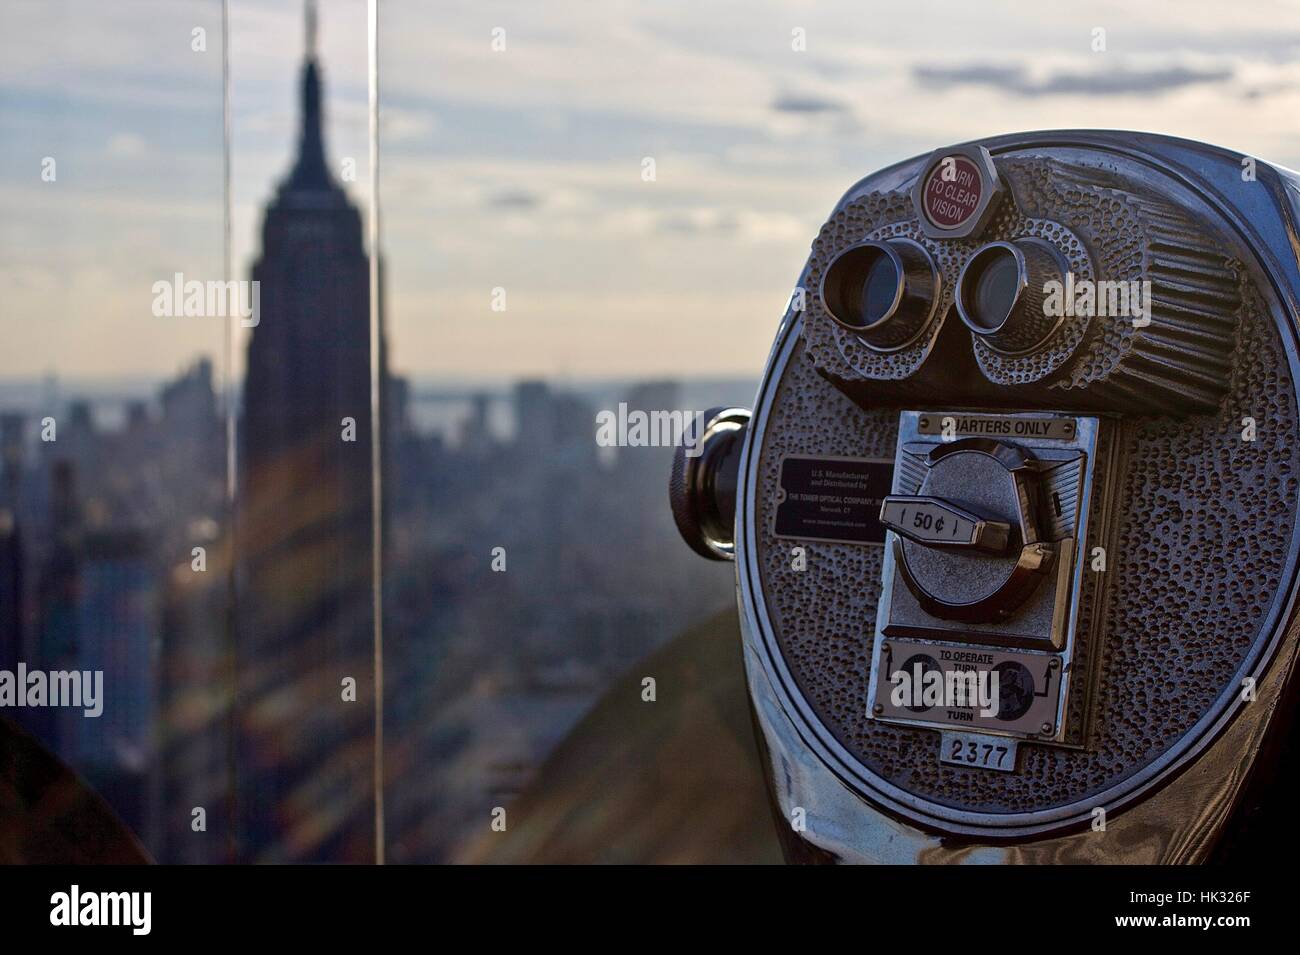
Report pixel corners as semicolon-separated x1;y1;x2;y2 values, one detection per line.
237;3;382;863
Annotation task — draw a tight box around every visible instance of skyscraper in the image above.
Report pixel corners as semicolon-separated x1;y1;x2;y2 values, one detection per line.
0;412;25;675
237;1;381;863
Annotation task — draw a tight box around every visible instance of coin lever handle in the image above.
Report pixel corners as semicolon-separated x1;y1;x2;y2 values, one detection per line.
879;494;1012;555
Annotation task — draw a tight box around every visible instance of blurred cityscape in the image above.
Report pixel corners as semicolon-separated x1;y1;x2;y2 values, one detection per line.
0;7;744;861
0;366;746;861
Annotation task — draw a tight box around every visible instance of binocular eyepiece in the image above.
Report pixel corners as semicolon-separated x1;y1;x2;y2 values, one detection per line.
820;239;938;350
956;238;1070;354
822;235;1071;357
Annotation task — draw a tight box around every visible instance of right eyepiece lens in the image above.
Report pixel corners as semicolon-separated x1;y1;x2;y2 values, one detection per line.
961;245;1021;333
958;238;1068;355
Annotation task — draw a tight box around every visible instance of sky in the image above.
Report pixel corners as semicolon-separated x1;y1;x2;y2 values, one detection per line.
4;0;1300;384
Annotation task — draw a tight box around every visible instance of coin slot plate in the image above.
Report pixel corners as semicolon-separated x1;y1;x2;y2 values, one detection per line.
873;637;1064;738
868;410;1108;744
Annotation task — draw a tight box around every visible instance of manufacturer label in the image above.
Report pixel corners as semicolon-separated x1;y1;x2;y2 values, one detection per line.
773;455;894;545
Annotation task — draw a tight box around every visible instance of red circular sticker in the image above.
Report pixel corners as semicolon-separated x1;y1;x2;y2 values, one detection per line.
921;155;983;229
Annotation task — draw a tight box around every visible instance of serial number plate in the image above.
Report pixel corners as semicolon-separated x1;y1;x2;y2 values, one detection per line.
939;731;1019;772
870;637;1064;739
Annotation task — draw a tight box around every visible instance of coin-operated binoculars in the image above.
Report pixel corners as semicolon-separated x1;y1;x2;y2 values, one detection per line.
670;131;1300;863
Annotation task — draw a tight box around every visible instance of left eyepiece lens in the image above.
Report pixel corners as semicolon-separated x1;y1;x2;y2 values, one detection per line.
822;242;902;331
826;245;900;329
820;239;937;351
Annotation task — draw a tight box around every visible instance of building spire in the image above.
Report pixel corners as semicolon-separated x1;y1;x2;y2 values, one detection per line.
286;0;331;191
306;0;317;60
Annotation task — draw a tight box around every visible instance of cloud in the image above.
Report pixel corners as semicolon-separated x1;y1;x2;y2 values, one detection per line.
771;92;847;115
485;190;543;210
913;62;1234;97
649;207;805;243
106;132;148;158
656;208;741;236
382;106;437;144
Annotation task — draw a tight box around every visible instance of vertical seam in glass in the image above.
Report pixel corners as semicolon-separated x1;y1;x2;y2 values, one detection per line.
220;0;241;865
367;0;385;865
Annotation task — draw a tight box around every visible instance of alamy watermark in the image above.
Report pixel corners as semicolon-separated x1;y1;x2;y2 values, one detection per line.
1043;272;1151;327
595;404;707;457
50;885;151;935
0;663;103;717
151;272;260;327
889;662;1001;717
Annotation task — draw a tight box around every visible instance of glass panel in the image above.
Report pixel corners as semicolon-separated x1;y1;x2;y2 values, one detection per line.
0;0;379;866
377;2;764;863
0;0;227;862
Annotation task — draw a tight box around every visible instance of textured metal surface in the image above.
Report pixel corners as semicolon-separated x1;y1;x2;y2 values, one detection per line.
879;416;1100;660
741;597;1300;862
754;295;1296;816
736;132;1300;843
802;156;1242;414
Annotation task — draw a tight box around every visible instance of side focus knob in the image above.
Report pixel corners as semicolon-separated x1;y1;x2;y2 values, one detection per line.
669;407;751;561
